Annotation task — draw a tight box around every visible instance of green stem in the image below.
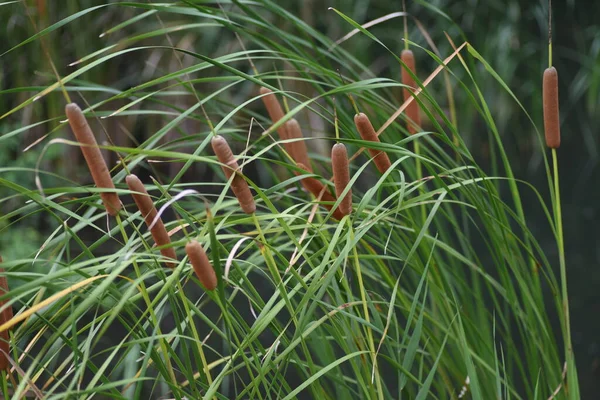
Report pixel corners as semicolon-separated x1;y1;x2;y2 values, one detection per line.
553;149;577;398
115;214;178;387
350;223;384;400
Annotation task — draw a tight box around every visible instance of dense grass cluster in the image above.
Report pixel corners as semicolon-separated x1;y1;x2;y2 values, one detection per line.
0;1;582;399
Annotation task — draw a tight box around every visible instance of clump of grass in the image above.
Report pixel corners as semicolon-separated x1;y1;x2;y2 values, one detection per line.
543;66;561;148
185;240;216;291
0;258;11;372
400;49;421;134
0;2;582;399
354;112;392;173
331;143;352;216
211;135;256;214
65;103;121;216
125;174;177;268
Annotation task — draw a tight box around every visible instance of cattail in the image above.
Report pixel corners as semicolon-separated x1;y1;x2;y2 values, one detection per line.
331;143;352;216
126;174;177;268
400;49;421;134
543;67;561;148
260;87;288;141
65;103;121;216
0;258;12;371
285;118;312;172
295;164;345;220
185;240;217;291
211;135;256;214
354;113;392;174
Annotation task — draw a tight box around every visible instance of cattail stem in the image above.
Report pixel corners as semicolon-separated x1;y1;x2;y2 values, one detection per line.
126;174;177;268
295;164;344;220
354;113;392;174
285;118;312;171
543;67;560;149
65;103;121;216
211;135;256;214
400;50;421;135
331;143;352;216
185;240;217;291
0;258;12;371
260;87;288;141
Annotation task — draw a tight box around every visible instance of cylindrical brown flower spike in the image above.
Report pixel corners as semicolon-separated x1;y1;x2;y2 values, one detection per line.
260;87;289;142
126;174;177;268
0;258;13;371
331;143;352;216
65;103;121;216
185;240;217;291
211;135;256;214
295;164;345;220
543;67;561;149
285;118;312;172
400;49;421;135
354;113;392;174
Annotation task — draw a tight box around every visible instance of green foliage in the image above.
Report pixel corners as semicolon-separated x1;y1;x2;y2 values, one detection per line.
0;1;583;399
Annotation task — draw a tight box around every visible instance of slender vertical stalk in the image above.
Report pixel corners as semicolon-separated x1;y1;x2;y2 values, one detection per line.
553;150;578;398
350;226;384;400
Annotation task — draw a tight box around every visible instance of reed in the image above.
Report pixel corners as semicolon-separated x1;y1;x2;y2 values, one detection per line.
0;258;12;371
543;66;561;148
126;174;177;268
260;87;288;141
295;164;344;220
211;135;256;214
400;49;421;134
331;143;352;216
354;112;392;173
285;118;312;171
185;240;217;291
65;103;121;216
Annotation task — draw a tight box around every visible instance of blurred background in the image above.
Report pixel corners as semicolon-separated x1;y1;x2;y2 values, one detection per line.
0;0;598;397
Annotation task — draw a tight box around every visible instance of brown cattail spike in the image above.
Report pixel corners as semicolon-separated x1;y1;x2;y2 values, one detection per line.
185;240;217;291
65;103;121;216
285;118;312;172
126;174;177;268
354;113;392;174
0;257;12;371
543;67;561;149
211;135;256;214
259;87;288;141
331;143;352;216
295;164;345;220
400;50;421;135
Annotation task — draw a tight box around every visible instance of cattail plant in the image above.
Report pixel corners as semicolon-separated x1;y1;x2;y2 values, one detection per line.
285;118;312;171
331;143;352;216
260;87;289;142
354;112;392;174
295;164;344;220
400;49;421;134
543;66;561;148
125;174;177;268
0;258;12;371
211;135;256;214
65;103;121;216
185;240;217;291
